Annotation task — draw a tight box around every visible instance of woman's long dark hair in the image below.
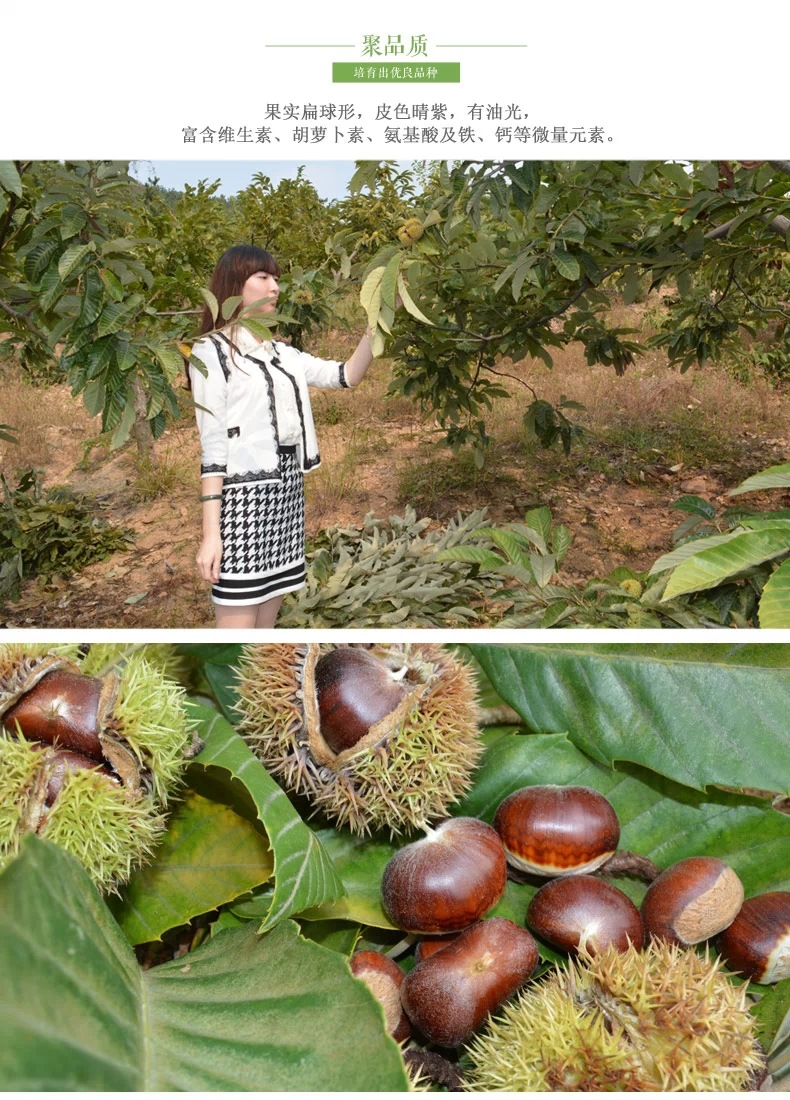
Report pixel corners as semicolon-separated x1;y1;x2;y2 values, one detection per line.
199;244;281;335
185;245;281;387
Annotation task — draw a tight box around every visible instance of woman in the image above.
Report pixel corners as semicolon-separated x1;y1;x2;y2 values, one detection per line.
189;244;374;628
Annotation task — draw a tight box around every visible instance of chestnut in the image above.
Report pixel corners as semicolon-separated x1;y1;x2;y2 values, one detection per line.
381;817;507;934
314;647;410;754
349;950;411;1041
641;856;744;946
415;934;460;963
527;874;644;956
493;785;620;877
2;668;105;759
400;917;539;1047
717;891;790;984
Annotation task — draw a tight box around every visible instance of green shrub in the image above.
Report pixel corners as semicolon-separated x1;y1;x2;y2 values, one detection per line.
1;469;133;601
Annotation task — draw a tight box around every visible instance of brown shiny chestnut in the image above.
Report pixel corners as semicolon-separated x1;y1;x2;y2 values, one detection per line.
414;934;460;963
349;950;411;1041
641;856;744;946
2;668;105;759
381;817;507;934
493;785;620;877
527;874;644;956
314;647;410;754
400;917;539;1047
717;891;790;984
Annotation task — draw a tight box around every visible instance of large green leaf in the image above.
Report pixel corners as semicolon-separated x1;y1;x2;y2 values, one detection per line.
759;558;790;628
111;790;274;946
0;837;408;1091
186;702;345;930
730;463;790;496
661;528;790;599
468;645;790;794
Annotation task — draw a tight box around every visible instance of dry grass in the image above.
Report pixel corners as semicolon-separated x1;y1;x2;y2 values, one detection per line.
0;368;98;477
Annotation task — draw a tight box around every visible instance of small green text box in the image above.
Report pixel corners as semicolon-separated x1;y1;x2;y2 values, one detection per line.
333;62;460;83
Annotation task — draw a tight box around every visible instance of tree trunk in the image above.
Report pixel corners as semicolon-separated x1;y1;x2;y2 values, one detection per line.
131;376;154;461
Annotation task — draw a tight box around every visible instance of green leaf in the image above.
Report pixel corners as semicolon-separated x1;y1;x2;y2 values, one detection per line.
360;264;385;330
662;529;790;599
200;287;219;324
468;645;790;794
397;270;433;325
435;545;508;570
185;703;345;930
0;160;23;197
379;250;403;309
550;249;580;281
730;462;790;496
759;558;790;628
57;241;95;282
648;530;740;575
0;837;408;1091
149;339;185;381
752;979;790;1081
221;293;242;321
297;828;399;928
111;790;274;946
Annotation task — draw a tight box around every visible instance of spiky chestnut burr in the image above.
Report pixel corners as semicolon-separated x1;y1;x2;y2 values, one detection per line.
234;643;483;836
381;817;507;934
349;950;411;1042
527;874;645;956
0;645;194;891
465;939;764;1092
494;784;620;877
718;891;790;984
400;917;539;1048
641;856;744;946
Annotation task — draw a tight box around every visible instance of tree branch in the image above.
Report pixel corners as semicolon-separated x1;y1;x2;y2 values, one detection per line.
704;211;790;241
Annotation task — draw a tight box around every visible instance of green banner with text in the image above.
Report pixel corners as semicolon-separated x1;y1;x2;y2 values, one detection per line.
333;62;460;83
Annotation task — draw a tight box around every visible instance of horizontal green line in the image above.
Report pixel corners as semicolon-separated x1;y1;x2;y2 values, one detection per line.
435;43;528;47
265;44;356;48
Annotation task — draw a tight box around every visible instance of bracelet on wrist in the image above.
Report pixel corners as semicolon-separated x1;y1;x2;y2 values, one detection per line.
200;493;223;502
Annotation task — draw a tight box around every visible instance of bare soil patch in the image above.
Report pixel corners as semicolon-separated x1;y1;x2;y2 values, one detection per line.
2;337;787;629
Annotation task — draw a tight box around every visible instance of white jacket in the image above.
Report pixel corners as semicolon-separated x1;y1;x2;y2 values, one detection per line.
189;328;348;486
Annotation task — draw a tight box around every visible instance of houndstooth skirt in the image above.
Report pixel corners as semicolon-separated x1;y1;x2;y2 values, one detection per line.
212;448;306;606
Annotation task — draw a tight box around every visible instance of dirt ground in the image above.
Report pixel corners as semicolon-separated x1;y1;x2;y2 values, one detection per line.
2;355;787;631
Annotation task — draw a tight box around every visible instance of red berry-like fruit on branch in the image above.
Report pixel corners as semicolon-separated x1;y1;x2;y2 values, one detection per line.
641;856;744;946
400;917;539;1047
527;874;645;956
493;785;620;877
381;817;507;934
717;891;790;984
349;950;411;1042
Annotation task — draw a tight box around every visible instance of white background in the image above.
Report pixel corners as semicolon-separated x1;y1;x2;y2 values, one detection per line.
4;0;786;160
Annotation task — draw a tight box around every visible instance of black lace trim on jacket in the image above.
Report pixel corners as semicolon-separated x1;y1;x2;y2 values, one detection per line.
201;463;227;476
223;466;282;485
208;335;231;381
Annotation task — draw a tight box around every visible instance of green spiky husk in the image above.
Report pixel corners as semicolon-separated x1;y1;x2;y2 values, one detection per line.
235;643;483;836
109;651;192;805
79;642;191;687
0;735;43;856
40;769;165;892
1;645;193;891
465;940;763;1092
0;735;164;891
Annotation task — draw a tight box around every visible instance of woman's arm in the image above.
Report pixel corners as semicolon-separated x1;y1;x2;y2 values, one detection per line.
342;328;375;387
196;475;224;584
